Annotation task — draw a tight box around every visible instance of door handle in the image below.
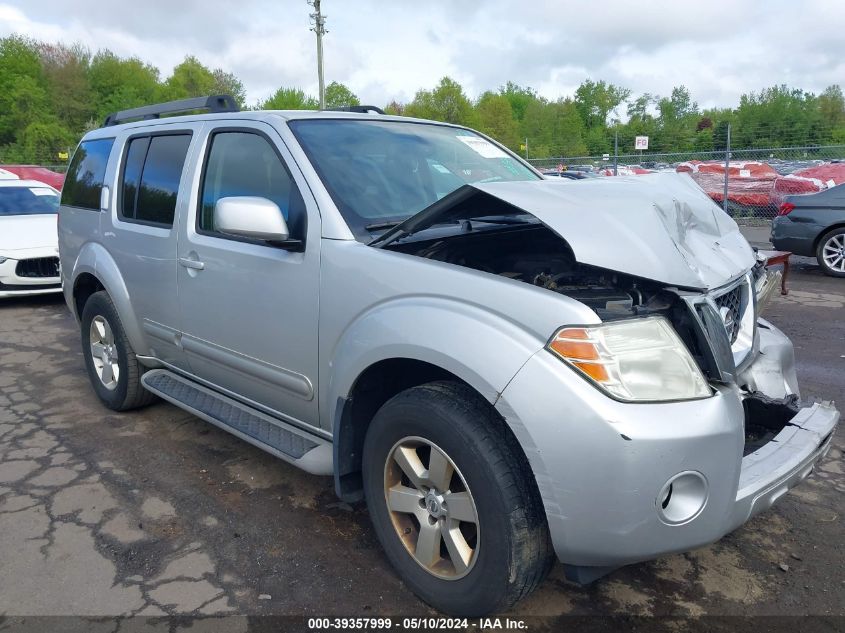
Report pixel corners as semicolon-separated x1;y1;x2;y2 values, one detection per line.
179;257;205;270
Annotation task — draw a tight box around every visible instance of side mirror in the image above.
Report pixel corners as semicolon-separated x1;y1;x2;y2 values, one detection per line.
214;196;290;242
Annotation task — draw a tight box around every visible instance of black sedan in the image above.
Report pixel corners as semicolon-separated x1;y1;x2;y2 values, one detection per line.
772;183;845;277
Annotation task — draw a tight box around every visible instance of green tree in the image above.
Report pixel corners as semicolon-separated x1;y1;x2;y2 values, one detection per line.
818;85;845;137
38;42;93;133
19;119;75;159
499;81;538;122
162;55;216;100
520;98;587;158
383;100;404;115
88;51;160;121
655;86;699;151
574;79;630;130
475;91;519;149
733;85;821;148
259;87;318;110
212;68;246;107
324;81;360;108
6;76;50;141
404;77;476;126
0;35;48;146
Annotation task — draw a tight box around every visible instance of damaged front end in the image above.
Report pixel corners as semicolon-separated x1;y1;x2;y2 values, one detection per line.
379;173;837;496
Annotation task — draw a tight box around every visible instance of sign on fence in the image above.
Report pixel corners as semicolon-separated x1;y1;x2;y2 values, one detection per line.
634;136;649;150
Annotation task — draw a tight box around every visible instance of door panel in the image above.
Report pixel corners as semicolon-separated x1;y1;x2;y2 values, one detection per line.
105;126;200;370
177;124;321;430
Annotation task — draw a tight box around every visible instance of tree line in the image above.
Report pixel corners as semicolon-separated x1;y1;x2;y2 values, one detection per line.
2;34;845;164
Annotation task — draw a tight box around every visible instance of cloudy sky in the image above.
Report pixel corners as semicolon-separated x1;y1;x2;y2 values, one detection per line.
2;0;844;110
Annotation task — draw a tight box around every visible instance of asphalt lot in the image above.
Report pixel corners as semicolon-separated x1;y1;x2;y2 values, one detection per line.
0;242;843;627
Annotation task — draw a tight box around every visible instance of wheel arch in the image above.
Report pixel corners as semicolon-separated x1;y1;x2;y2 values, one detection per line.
70;242;147;355
332;357;539;506
813;222;845;252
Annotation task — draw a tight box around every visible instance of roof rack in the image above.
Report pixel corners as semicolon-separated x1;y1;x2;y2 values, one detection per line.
325;105;385;115
103;94;240;127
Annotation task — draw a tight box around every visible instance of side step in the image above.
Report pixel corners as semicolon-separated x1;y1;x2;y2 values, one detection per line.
141;369;332;475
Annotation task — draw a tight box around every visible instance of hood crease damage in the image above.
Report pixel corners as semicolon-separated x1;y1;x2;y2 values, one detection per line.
379;173;755;291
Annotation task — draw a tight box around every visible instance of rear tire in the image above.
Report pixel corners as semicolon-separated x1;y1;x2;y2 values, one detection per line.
816;227;845;277
80;291;155;411
362;381;553;616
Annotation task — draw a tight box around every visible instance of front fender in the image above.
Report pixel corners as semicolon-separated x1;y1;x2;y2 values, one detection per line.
70;241;147;355
325;295;546;425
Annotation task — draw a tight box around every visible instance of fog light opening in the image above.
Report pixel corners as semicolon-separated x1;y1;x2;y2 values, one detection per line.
661;483;673;510
657;471;708;525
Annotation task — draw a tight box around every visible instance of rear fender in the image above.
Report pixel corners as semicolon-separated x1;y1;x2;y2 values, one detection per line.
70;241;147;354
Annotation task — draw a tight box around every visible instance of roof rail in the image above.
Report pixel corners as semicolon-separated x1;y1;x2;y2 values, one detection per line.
102;94;240;127
325;105;385;115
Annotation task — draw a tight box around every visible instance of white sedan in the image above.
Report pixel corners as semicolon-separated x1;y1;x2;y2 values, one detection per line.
0;178;62;298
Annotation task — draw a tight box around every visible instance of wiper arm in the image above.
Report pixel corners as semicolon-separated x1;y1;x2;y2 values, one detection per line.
469;216;533;226
364;221;401;231
368;185;479;249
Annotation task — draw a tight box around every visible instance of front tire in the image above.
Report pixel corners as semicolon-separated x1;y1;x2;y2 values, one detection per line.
816;227;845;277
80;291;155;411
362;381;553;616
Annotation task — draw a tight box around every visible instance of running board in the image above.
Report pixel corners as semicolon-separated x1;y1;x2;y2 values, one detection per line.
141;369;332;475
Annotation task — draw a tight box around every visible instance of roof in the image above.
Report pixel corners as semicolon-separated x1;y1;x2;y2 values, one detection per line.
83;108;463;140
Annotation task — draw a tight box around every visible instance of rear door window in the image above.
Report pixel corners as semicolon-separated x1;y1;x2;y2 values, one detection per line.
62;138;115;210
119;133;191;227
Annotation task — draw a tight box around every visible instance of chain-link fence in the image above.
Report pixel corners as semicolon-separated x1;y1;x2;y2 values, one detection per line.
528;128;845;222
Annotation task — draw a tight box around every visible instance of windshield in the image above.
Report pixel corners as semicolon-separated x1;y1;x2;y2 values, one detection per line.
0;186;60;216
288;119;539;238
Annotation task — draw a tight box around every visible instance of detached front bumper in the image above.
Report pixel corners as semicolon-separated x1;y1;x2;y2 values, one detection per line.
495;319;839;571
735;401;836;526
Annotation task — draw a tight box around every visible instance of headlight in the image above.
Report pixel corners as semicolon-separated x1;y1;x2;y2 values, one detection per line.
547;316;711;402
0;256;7;264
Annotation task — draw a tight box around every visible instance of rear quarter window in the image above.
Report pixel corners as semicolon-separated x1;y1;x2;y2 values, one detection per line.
61;138;115;210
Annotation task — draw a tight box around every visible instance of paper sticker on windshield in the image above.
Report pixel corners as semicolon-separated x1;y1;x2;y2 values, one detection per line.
29;188;54;196
430;162;452;174
456;135;508;158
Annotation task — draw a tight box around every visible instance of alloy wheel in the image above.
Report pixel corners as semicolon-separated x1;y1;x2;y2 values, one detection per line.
383;436;480;580
89;315;120;390
822;233;845;273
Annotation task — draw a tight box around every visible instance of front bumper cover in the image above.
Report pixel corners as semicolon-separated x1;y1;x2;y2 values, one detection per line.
495;318;839;569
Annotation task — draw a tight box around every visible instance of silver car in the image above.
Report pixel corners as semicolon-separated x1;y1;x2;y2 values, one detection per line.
58;96;839;616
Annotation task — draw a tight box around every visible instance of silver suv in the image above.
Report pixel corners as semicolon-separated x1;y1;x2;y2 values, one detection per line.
58;95;839;616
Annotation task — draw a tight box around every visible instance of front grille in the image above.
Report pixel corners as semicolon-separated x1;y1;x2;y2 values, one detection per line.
0;280;61;291
15;257;60;278
714;285;742;344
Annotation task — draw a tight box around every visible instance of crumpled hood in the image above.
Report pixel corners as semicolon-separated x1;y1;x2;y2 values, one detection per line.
0;214;59;252
473;173;755;290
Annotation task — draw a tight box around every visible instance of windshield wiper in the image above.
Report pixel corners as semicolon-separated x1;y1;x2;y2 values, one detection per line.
364;221;402;232
468;216;533;226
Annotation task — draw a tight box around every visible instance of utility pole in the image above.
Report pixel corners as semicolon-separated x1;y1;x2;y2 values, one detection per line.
613;130;618;176
723;123;731;213
308;0;327;109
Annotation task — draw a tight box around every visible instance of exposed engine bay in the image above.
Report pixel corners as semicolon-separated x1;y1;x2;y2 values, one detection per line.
390;224;676;320
390;223;735;389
